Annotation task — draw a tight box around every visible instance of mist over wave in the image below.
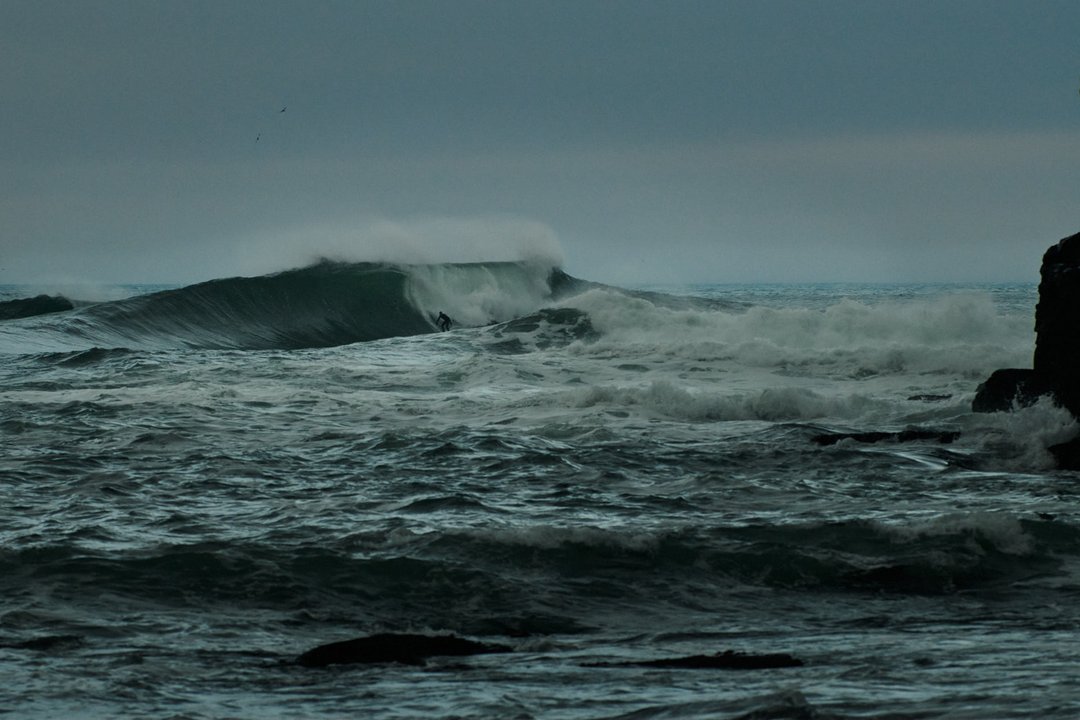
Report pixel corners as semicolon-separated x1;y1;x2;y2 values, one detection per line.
219;215;566;281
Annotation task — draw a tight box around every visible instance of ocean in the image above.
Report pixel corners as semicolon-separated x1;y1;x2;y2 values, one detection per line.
2;261;1079;719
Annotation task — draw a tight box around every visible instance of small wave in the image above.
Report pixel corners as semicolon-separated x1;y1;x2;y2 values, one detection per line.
483;307;598;353
4;512;1077;640
451;513;1073;597
39;347;137;366
719;514;1064;595
0;294;73;321
604;689;825;720
394;494;504;514
570;381;885;422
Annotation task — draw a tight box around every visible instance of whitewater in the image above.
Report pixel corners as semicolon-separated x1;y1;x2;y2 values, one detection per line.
2;261;1079;719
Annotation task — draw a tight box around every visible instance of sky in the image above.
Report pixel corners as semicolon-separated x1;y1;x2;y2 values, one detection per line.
2;0;1078;286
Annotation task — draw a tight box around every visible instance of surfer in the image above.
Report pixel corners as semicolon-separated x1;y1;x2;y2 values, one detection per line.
437;312;453;332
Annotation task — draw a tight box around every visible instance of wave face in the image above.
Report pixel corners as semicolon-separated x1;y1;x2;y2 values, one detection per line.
0;261;576;353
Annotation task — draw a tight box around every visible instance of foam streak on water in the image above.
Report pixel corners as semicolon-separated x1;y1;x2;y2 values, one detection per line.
2;268;1079;718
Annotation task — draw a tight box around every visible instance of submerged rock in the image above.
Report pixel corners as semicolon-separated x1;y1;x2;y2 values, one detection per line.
296;632;512;668
812;429;959;446
584;650;803;670
1;634;85;652
296;633;803;673
907;393;953;402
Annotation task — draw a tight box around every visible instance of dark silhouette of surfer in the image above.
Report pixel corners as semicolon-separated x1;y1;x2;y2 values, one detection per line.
436;312;453;331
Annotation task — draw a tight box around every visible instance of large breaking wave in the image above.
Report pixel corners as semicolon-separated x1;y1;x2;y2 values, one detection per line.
0;261;592;353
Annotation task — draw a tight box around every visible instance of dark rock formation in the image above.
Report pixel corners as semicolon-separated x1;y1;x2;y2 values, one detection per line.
0;634;85;651
812;429;959;446
296;633;512;668
971;368;1053;413
972;231;1080;468
0;294;74;320
1033;232;1080;417
296;633;804;674
1048;439;1080;470
907;393;952;402
584;650;803;670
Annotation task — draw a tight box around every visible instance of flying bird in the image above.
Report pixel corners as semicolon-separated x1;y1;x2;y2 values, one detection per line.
255;105;286;145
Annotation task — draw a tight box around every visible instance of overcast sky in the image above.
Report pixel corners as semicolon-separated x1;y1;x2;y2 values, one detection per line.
2;0;1078;286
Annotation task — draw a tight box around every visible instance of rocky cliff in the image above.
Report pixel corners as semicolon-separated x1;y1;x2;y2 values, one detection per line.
973;230;1080;468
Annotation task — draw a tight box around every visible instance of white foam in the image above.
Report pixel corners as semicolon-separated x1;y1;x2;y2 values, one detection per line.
560;288;1032;379
570;380;883;422
404;261;557;327
879;512;1035;556
960;396;1079;471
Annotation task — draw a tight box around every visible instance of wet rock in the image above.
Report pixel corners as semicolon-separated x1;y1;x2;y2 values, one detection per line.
1;634;85;651
812;429;959;446
971;368;1053;412
1034;231;1080;416
584;650;803;670
1048;438;1080;470
296;632;512;668
973;231;1080;468
907;393;953;402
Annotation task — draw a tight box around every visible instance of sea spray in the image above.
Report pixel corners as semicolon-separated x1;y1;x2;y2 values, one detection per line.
403;261;561;327
563;287;1031;378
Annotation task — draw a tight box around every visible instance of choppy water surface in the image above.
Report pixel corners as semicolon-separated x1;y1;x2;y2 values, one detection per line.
2;266;1079;718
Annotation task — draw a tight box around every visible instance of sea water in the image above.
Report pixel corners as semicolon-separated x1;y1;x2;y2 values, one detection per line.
2;264;1079;719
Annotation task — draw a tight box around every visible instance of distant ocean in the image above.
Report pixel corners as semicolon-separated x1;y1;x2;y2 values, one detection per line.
3;262;1079;719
